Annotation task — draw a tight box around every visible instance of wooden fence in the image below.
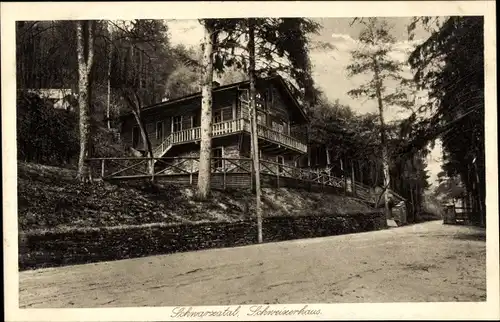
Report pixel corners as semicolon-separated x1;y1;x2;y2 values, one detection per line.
443;205;472;224
86;156;387;204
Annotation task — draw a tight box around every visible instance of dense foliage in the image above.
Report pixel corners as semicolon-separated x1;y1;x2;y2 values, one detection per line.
17;92;79;166
345;18;418;218
211;18;321;108
406;16;485;225
15;17;484;226
307;92;430;222
17;91;128;166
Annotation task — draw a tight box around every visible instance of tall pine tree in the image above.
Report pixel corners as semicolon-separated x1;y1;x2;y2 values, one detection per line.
347;18;413;219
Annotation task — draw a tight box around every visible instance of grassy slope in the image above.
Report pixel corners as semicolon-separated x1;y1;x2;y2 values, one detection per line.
18;162;376;232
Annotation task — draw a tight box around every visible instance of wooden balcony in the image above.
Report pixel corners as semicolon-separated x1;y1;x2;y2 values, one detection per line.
256;123;307;153
154;118;307;157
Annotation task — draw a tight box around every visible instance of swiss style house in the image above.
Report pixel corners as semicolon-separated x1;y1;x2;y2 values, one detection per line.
119;75;308;172
116;74;405;212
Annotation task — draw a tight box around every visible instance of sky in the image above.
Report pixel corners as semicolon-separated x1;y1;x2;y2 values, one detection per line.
165;18;443;187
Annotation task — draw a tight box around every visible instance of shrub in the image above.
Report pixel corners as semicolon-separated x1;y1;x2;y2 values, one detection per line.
17;91;130;170
17;91;79;166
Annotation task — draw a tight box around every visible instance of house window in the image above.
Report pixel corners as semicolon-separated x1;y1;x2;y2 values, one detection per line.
213;111;222;124
173;116;182;132
191;114;200;128
156;121;163;140
213;107;232;123
239;89;249;102
272;120;284;133
132;126;140;149
257;111;266;125
212;147;223;170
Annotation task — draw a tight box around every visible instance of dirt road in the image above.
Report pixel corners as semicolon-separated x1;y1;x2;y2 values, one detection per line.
19;221;486;307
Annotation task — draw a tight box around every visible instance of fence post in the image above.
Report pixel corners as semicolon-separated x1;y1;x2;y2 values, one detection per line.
308;169;312;192
343;171;347;196
190;159;193;185
101;159;105;179
151;158;155;182
276;164;280;188
223;159;227;190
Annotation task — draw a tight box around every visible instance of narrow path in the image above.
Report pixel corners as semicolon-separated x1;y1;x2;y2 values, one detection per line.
19;221;486;307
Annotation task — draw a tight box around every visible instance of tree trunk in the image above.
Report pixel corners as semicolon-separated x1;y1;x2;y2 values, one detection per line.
351;160;356;195
340;158;347;195
76;20;95;182
120;43;154;169
325;147;331;171
373;59;392;219
472;160;484;226
380;138;391;218
130;100;152;155
131;107;154;177
464;188;470;212
409;181;415;222
106;22;113;130
139;50;143;89
197;20;215;199
414;179;420;219
248;18;263;244
358;160;363;186
119;40;154;177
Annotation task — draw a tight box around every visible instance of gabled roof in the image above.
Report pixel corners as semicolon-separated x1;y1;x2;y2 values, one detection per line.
120;75;308;123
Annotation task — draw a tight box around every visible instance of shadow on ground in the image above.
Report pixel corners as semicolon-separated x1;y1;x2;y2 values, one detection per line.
453;232;486;241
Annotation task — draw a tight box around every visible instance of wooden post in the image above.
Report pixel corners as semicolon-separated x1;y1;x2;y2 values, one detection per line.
325;147;331;170
223;159;227;190
308;169;312;192
190;159;193;185
276;164;280;188
101;159;105;179
151;158;155;182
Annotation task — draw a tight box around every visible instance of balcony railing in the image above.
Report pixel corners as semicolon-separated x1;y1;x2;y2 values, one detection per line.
256;123;307;153
154;118;307;157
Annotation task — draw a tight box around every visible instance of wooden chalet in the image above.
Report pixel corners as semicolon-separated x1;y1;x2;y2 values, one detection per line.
87;75;405;210
119;75;309;173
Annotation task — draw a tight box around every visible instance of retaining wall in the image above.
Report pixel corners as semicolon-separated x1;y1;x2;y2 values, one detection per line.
19;211;386;271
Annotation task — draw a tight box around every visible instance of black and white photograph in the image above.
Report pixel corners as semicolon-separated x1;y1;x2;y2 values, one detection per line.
2;1;498;321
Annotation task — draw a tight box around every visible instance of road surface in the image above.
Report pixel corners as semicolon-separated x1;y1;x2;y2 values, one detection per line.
19;220;486;307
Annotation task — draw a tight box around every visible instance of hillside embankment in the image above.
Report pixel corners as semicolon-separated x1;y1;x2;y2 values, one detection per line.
18;162;377;232
17;162;386;270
